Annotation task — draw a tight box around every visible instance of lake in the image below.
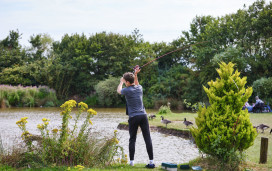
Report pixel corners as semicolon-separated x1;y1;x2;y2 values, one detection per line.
0;107;199;165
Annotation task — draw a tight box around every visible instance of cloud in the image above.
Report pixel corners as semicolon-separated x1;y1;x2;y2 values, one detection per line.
0;0;258;46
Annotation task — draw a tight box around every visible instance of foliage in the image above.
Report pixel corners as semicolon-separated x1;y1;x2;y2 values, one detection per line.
95;76;124;107
1;1;272;107
183;99;205;112
157;105;172;115
191;62;257;165
208;136;246;171
0;30;25;72
0;100;127;169
84;95;98;106
0;85;57;107
252;77;272;105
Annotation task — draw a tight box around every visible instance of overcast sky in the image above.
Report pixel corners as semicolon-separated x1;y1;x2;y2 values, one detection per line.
0;0;259;47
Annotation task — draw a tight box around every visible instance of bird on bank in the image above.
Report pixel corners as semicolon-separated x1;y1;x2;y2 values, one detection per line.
257;124;270;133
183;118;193;128
161;116;171;128
253;126;259;133
148;114;156;120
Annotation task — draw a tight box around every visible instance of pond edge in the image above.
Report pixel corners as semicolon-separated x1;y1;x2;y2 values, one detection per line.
117;122;194;141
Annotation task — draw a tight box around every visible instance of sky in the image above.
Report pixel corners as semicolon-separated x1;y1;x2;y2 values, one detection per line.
0;0;260;47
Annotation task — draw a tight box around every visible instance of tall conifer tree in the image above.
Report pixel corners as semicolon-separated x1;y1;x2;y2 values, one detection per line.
191;62;257;160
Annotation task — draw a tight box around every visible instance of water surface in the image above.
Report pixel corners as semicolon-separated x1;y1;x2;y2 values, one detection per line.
0;107;199;164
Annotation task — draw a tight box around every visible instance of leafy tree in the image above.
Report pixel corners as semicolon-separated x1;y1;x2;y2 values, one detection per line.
0;30;21;49
95;76;124;107
181;0;272;87
28;33;53;61
191;62;257;166
0;65;34;86
252;77;272;105
0;30;26;72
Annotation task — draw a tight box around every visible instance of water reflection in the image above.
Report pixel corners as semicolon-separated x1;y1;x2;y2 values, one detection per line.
0;107;199;164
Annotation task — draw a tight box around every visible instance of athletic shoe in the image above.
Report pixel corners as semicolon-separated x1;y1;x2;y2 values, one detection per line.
145;164;155;168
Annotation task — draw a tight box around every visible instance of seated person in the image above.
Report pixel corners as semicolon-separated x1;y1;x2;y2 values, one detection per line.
252;96;265;112
243;101;253;112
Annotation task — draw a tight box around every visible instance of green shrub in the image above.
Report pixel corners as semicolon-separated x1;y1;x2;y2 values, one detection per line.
84;95;98;106
95;76;123;107
43;101;55;107
208;135;246;170
143;96;154;109
184;99;205;112
252;77;272;105
157;105;172;115
37;86;52;99
191;62;257;167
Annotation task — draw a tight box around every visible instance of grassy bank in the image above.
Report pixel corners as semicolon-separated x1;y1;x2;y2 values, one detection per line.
120;112;272;170
0;85;58;107
117;113;272;170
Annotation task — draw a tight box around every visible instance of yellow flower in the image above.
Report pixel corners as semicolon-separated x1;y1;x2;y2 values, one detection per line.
42;118;50;122
114;130;118;133
114;138;119;144
78;102;88;110
74;165;84;170
60;100;77;109
44;122;49;125
21;131;29;135
21;131;31;139
22;117;28;120
75;165;84;168
52;128;58;133
87;108;97;115
89;119;93;125
125;154;127;158
16;117;29;129
37;124;45;129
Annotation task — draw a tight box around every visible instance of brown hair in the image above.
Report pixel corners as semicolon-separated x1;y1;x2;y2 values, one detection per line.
123;72;134;84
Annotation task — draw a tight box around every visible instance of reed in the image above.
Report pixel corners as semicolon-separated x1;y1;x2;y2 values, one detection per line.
0;85;58;107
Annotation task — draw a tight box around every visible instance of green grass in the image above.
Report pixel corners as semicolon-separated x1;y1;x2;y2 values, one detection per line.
147;112;272;170
245;113;272;167
148;112;197;130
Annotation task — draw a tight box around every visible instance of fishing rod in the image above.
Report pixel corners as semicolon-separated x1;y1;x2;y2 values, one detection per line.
132;41;208;70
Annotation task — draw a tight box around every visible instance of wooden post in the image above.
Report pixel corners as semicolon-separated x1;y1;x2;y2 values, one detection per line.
259;137;268;164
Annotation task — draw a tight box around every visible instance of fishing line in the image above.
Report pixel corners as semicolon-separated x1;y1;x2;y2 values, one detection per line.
132;41;208;70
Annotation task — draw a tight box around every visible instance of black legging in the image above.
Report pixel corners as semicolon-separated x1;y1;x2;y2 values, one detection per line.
128;114;153;161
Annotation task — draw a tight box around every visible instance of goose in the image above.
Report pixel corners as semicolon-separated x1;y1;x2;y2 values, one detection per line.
183;118;193;127
148;114;156;120
253;126;259;133
161;116;171;128
257;124;270;133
